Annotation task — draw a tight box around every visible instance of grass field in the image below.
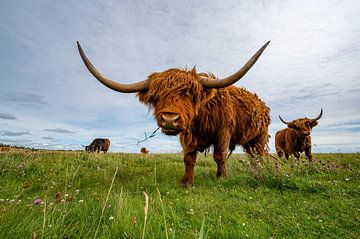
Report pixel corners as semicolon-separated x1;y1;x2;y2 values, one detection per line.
0;150;359;238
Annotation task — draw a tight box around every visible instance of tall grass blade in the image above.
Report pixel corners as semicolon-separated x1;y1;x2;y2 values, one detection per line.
157;189;169;239
141;191;149;239
93;167;118;239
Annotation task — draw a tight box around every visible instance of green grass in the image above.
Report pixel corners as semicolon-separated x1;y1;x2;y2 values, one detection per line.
0;151;359;238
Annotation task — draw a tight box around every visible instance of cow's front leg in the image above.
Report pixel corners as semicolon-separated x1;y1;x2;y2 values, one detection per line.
180;151;197;187
294;152;300;164
304;136;312;161
213;148;229;178
305;146;312;161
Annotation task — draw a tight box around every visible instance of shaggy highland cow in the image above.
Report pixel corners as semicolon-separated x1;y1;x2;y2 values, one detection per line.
275;109;323;162
140;147;150;155
77;41;271;186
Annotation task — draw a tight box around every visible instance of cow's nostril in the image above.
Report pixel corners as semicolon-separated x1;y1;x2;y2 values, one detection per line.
161;114;180;123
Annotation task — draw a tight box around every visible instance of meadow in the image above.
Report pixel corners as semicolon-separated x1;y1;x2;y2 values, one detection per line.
0;150;359;238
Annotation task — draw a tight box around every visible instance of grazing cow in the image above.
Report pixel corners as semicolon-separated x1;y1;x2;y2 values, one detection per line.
84;138;110;153
140;147;150;155
275;109;323;162
77;41;271;186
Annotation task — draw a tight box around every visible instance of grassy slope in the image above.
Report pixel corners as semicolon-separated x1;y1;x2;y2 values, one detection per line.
0;151;359;238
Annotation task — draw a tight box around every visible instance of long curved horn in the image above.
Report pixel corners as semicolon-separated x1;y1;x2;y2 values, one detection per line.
199;41;270;88
77;41;150;93
279;115;290;125
311;108;323;121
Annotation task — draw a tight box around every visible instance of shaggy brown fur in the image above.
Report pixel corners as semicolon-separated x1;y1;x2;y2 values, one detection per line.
140;147;150;155
275;118;319;161
138;68;270;186
84;138;110;153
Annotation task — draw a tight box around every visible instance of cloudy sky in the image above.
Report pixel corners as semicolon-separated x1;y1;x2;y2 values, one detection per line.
0;0;359;153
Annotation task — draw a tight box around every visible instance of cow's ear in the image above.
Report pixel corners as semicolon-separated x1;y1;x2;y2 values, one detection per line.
310;120;318;128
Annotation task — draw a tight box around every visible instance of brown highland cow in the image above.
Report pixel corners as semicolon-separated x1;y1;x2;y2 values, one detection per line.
140;147;150;155
77;41;271;186
275;109;323;162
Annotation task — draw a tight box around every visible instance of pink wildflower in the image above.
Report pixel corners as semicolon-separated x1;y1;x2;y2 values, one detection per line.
33;198;41;205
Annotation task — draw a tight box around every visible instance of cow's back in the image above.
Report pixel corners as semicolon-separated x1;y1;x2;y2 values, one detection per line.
229;86;270;144
194;85;270;150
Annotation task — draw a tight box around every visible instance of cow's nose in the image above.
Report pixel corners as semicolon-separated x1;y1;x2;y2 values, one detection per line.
161;113;180;128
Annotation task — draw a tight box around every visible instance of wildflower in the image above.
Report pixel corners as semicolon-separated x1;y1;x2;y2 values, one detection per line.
242;223;246;226
187;208;194;215
75;189;80;194
64;194;69;197
78;199;84;203
61;199;65;203
108;204;111;208
55;192;61;203
132;216;137;225
9;199;15;203
109;216;114;221
345;178;350;181
33;198;41;205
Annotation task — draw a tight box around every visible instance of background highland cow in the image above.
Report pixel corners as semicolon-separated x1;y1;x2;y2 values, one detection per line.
275;109;323;162
83;138;110;153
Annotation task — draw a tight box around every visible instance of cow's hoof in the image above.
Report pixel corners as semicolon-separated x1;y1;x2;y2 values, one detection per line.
180;177;193;188
216;168;228;178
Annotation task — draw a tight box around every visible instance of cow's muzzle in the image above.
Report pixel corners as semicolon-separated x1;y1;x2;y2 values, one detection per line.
159;113;182;135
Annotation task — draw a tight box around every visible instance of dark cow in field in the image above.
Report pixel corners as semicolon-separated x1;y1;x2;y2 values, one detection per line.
77;41;271;186
84;138;110;153
275;109;323;162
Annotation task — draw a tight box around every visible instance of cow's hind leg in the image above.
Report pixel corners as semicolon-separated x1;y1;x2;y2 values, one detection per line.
213;149;228;178
213;133;231;178
247;133;268;157
180;151;197;187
